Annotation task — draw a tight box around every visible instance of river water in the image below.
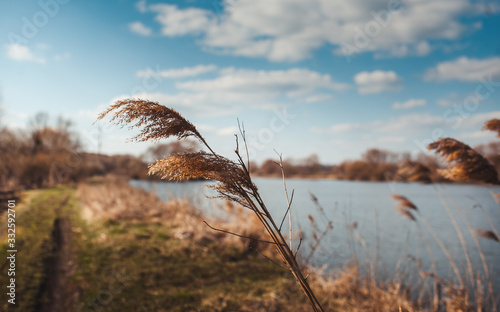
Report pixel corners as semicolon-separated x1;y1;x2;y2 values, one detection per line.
130;178;500;299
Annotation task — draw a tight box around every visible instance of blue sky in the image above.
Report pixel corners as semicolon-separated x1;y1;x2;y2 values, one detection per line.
1;0;500;164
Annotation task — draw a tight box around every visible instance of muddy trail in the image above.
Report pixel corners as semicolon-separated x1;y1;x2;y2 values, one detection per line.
0;188;86;312
32;195;78;312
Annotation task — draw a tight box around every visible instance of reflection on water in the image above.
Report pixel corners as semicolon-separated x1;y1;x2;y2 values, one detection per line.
130;178;500;293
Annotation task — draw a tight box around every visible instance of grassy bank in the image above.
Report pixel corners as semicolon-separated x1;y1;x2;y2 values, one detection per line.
2;180;486;311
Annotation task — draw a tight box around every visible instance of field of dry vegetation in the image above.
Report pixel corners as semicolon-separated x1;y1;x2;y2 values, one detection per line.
1;178;498;311
1;104;499;311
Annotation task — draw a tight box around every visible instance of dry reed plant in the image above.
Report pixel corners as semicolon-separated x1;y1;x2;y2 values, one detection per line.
483;119;500;138
77;180;271;254
392;191;500;311
440;189;498;311
391;194;478;311
311;266;418;312
97;99;325;311
395;161;432;183
427;119;500;310
474;229;499;243
427;138;499;185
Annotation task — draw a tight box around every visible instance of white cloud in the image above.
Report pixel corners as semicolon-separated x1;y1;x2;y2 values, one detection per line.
129;21;152;36
217;126;239;136
458;130;494;140
424;56;500;82
312;113;443;135
375;41;432;59
150;4;213;36
437;92;460;107
136;64;217;78
393;98;427;110
136;0;147;13
354;70;402;94
305;94;333;103
377;136;406;143
134;0;494;61
53;52;71;61
416;41;432;56
176;67;348;96
113;67;347;117
437;98;455;107
459;111;500;129
5;44;45;64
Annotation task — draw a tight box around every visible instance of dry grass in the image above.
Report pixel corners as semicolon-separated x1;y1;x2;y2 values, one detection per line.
391;192;500;311
395;161;432;183
77;179;270;254
428;138;499;185
483;119;500;138
98;99;324;311
474;229;500;243
77;180;433;311
97;99;203;143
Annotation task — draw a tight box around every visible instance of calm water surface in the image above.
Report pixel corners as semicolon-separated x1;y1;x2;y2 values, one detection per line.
130;178;500;294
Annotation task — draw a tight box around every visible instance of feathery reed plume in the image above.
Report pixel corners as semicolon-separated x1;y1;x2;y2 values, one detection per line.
483;119;500;138
391;194;407;201
396;161;432;183
149;152;251;188
95;99;217;154
98;98;325;312
428;138;499;185
475;229;500;243
396;206;416;221
391;194;464;289
400;199;418;211
393;195;418;211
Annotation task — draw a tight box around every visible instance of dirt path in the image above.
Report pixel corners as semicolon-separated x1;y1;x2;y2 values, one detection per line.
34;196;78;312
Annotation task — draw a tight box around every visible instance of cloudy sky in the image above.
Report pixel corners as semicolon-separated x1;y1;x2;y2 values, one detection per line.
1;0;500;164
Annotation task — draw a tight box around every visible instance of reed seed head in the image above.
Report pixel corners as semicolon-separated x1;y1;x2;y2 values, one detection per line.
396;206;416;221
148;152;255;202
396;161;432;183
399;199;418;211
474;229;499;243
483;119;500;138
96;99;205;143
428;138;499;185
391;194;418;211
391;194;407;201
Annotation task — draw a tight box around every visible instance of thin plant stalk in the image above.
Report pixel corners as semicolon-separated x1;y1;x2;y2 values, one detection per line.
434;189;475;298
442;187;497;312
417;212;464;289
97;99;324;312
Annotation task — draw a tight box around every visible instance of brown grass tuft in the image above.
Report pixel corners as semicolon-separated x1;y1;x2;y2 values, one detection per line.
394;197;418;211
475;228;500;243
396;206;416;221
99;99;325;311
95;99;209;146
148;152;250;186
396;161;432;183
428;138;499;185
483;119;500;138
391;194;407;201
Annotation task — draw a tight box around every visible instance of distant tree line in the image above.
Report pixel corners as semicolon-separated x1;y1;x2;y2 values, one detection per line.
1;112;499;191
251;144;500;183
0;112;205;191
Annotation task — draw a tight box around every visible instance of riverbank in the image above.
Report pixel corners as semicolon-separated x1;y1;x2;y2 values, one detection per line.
1;179;487;311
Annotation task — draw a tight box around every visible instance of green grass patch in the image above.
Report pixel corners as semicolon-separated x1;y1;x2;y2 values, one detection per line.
1;186;308;311
0;186;82;312
74;219;290;312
